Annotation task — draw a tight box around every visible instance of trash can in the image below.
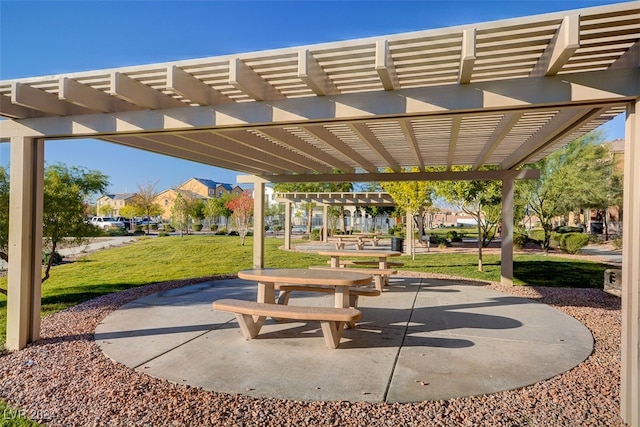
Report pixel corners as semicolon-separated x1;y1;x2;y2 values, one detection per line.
391;236;404;252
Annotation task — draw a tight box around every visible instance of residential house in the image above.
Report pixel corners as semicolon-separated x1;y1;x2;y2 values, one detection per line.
96;193;137;217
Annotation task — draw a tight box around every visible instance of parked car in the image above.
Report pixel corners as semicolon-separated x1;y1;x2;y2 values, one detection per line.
114;216;132;229
90;216;125;230
136;217;158;227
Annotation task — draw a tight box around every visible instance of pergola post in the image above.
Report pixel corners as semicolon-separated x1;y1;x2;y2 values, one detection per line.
405;211;413;256
284;200;292;250
252;180;265;269
322;204;328;242
621;98;639;426
6;136;44;351
501;177;515;286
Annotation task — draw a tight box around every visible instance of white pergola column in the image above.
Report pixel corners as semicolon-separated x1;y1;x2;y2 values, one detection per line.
284;200;292;250
501;177;515;286
322;204;328;242
6;136;44;351
405;211;413;256
252;180;265;269
621;98;639;426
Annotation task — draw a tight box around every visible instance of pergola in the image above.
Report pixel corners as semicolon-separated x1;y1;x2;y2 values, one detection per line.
274;191;395;249
0;2;638;423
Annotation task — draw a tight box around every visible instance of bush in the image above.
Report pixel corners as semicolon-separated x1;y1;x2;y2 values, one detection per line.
564;233;590;254
528;229;546;244
227;230;239;236
215;228;227;235
554;225;584;233
514;231;528;249
133;230;146;236
42;251;63;265
192;223;203;232
163;224;175;233
107;228;129;237
158;231;170;237
310;229;321;241
613;236;622;249
446;230;462;242
273;225;282;232
210;224;218;232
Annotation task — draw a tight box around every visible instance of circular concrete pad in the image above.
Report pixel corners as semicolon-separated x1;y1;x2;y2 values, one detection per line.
95;276;593;403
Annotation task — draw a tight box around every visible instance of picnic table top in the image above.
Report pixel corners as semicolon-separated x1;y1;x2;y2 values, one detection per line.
317;250;402;258
238;268;372;286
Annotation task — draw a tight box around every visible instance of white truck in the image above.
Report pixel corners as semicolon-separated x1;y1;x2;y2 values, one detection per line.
90;216;125;230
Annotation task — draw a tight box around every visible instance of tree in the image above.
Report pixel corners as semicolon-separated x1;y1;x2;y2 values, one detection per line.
118;205;137;231
436;166;502;272
518;131;614;248
204;194;234;230
40;164;109;282
129;181;163;234
171;191;202;236
381;168;435;242
1;163;109;292
226;191;253;245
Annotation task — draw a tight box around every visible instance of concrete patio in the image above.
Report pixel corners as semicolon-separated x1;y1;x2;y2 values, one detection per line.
95;275;594;403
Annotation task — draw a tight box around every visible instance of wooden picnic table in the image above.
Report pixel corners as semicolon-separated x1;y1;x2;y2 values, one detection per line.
317;250;402;269
237;268;372;309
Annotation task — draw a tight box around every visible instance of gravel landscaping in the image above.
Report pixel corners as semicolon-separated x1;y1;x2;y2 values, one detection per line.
0;273;625;426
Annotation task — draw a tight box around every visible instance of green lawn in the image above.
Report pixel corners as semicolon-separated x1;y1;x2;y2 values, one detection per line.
0;235;608;349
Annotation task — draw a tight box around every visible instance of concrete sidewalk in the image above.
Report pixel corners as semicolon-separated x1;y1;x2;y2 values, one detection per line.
95;276;593;403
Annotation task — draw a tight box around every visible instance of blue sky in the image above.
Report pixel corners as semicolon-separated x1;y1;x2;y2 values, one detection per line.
0;0;628;194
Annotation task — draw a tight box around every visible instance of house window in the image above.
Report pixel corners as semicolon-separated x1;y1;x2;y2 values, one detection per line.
164;199;168;206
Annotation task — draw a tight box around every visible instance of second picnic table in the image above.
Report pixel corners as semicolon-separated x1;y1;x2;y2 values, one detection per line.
317;250;402;269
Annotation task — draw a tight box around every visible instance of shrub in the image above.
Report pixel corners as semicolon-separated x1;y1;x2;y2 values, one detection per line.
163;224;175;232
613;236;622;249
107;228;129;237
246;231;253;236
215;228;227;235
528;229;546;244
446;230;462;242
227;230;239;236
158;231;170;237
210;224;218;232
564;233;590;254
513;231;528;249
310;229;321;241
42;251;63;266
192;223;203;232
273;225;282;232
554;225;584;233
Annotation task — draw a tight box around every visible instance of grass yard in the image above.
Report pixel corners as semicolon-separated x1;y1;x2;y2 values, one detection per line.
0;234;609;349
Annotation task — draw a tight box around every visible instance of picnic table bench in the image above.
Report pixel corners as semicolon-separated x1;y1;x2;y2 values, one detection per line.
212;299;361;349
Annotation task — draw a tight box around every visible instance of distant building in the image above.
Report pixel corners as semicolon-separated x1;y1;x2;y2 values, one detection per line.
155;178;245;220
96;193;137;217
178;178;244;199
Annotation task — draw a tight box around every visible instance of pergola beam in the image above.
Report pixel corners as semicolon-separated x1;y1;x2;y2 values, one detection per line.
298;49;339;96
458;28;477;84
472;113;522;170
349;122;401;172
530;15;580;77
259;168;540;184
111;72;185;110
302;124;379;173
12;82;93;116
501;107;608;169
258;127;353;173
167;65;233;106
229;58;285;101
375;40;400;91
399;119;425;170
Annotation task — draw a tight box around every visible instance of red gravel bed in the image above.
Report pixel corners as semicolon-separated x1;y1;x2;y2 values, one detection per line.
0;274;625;426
